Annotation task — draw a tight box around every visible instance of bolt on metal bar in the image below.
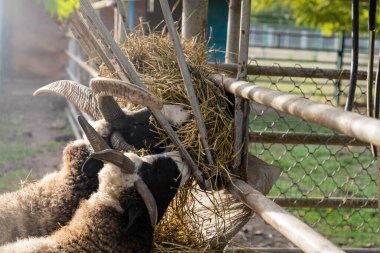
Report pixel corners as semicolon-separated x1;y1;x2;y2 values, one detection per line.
158;0;215;167
77;0;210;190
210;74;380;148
227;178;345;253
211;63;370;80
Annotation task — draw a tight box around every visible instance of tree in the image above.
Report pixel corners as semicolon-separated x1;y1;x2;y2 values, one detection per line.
252;0;376;34
37;0;79;22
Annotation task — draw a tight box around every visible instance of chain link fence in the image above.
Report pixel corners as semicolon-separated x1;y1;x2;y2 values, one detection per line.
247;59;379;248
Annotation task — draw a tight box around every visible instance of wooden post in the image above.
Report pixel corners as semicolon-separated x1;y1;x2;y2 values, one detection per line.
210;74;380;148
227;179;345;253
225;0;241;64
182;0;209;40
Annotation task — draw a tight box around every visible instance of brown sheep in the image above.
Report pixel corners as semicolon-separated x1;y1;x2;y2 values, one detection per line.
0;139;102;244
0;149;190;253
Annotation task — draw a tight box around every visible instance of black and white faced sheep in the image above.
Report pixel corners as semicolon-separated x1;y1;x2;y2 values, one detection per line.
33;77;190;153
0;139;103;245
0;149;190;253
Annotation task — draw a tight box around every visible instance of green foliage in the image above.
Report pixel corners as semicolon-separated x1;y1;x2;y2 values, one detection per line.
252;0;378;34
37;0;79;22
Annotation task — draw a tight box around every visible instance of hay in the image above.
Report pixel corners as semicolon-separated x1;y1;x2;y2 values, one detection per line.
99;31;251;251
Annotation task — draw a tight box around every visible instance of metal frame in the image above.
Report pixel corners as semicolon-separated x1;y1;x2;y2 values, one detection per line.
63;1;379;252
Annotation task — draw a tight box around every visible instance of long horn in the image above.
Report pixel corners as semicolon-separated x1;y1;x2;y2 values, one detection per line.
34;80;102;120
90;149;158;227
110;131;136;151
90;149;135;174
90;77;163;110
134;179;158;227
77;116;110;152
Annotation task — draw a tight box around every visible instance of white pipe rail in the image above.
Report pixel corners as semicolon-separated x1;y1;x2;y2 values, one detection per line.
210;74;380;147
228;178;345;253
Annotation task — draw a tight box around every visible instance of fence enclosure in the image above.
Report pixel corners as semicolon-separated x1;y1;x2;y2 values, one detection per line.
65;0;379;252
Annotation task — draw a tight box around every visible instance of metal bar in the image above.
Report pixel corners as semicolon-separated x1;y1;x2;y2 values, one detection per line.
158;0;215;167
227;179;345;253
77;0;210;190
92;0;115;10
181;0;209;39
335;31;345;105
114;0;130;36
271;197;377;209
65;50;99;77
69;14;105;67
232;0;251;178
211;63;369;80
225;0;241;64
225;248;380;253
368;0;377;156
209;74;380;148
249;132;367;146
345;0;359;111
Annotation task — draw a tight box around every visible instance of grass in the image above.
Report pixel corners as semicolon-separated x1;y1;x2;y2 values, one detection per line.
0;169;34;192
249;111;379;247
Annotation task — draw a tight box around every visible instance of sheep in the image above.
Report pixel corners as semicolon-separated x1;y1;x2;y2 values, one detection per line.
0;139;103;245
33;77;190;153
0;145;190;252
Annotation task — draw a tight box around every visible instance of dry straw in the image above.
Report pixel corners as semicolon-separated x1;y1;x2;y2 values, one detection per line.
99;31;251;251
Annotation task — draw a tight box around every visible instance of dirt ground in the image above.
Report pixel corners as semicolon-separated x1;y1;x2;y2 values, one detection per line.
0;78;74;191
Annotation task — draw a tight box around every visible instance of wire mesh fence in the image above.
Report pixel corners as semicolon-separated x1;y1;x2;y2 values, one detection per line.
248;58;379;248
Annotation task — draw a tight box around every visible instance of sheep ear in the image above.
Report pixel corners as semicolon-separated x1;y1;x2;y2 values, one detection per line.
82;157;103;177
134;179;158;227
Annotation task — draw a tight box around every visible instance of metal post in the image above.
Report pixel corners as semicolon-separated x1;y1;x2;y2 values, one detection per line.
232;0;251;178
182;0;209;40
225;0;241;64
159;0;214;167
345;0;359;111
336;31;345;105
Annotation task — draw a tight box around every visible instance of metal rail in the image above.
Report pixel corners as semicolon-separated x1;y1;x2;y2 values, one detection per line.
212;63;369;80
249;132;367;146
228;179;344;253
210;74;380;148
271;197;377;209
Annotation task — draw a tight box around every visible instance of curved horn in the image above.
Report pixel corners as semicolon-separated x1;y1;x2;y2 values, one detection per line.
77;116;110;152
134;179;158;227
90;149;135;174
34;80;102;120
90;77;163;110
110;131;136;151
97;96;129;129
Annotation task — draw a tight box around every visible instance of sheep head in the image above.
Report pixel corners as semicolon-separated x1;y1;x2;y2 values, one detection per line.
34;78;166;152
79;116;189;228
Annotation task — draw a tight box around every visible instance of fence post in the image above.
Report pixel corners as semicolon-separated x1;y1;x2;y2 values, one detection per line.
225;0;241;64
335;30;345;105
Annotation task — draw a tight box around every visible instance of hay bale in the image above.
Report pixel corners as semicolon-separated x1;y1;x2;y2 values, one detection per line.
99;32;251;251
